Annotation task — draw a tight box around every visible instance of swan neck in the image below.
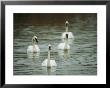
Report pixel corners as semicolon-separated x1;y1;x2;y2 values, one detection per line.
64;38;68;49
66;26;68;32
47;50;50;67
32;43;35;52
32;38;38;45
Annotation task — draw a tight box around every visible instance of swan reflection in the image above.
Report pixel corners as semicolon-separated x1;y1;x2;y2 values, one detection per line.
42;66;56;75
27;52;40;64
58;49;70;61
62;38;74;45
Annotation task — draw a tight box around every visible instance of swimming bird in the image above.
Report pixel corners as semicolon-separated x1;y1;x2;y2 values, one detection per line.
58;34;70;50
42;44;57;67
27;36;40;53
62;21;74;39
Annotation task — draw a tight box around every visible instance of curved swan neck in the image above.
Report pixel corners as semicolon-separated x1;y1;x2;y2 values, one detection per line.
47;50;50;67
66;26;68;32
47;44;51;67
32;36;38;45
32;41;36;52
64;34;68;50
65;21;69;32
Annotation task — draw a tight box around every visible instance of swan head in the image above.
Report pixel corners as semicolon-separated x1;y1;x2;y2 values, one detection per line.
32;36;38;44
65;21;69;27
66;34;68;39
48;44;51;50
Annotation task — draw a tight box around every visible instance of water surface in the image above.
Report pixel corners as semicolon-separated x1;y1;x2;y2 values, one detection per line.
13;16;97;75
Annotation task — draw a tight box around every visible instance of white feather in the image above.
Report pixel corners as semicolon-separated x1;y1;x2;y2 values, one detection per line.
42;59;57;67
62;32;74;39
57;43;70;50
27;45;40;53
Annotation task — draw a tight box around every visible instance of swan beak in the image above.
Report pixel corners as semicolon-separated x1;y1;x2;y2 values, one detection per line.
35;38;38;43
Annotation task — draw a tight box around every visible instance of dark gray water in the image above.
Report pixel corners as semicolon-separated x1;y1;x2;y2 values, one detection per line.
13;16;97;75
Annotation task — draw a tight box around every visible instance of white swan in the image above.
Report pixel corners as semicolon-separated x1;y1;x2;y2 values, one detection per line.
58;34;70;50
27;36;40;53
42;44;57;67
62;21;74;39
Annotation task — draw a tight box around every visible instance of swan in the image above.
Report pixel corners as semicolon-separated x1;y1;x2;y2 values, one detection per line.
42;44;57;67
58;34;70;50
27;36;40;53
62;21;74;39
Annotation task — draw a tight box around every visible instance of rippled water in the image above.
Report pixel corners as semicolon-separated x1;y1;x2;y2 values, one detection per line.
13;18;97;75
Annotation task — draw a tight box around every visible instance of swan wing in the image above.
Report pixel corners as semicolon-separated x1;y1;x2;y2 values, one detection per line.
35;45;40;51
57;43;65;49
58;43;70;50
42;59;48;66
62;32;74;39
27;45;33;53
27;45;40;53
42;59;57;67
50;60;57;66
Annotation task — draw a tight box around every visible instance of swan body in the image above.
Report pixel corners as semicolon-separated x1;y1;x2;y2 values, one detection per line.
62;38;73;45
42;59;57;67
62;32;74;39
27;36;40;53
27;45;40;53
62;21;74;39
42;44;57;67
58;42;70;50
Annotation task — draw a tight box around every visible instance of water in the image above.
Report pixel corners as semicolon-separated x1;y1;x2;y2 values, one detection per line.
13;17;97;75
